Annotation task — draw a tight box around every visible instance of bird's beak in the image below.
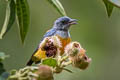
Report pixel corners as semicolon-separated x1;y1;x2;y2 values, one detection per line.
69;19;78;25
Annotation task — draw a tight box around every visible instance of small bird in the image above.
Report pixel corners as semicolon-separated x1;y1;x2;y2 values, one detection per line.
27;16;77;66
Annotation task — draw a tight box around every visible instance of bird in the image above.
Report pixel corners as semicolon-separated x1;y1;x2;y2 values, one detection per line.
26;16;77;66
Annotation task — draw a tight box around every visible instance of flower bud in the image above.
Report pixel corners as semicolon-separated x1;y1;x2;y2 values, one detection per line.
65;41;91;70
39;36;61;49
39;36;61;58
65;41;81;57
35;65;54;80
71;54;91;70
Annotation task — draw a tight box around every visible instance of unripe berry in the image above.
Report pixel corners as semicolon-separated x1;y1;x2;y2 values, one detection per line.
35;65;54;80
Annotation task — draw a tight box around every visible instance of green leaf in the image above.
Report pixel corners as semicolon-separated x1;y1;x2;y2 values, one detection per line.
10;69;17;75
16;0;30;43
0;63;5;75
108;0;120;8
103;0;114;17
42;58;57;67
0;52;9;62
47;0;66;16
0;0;15;39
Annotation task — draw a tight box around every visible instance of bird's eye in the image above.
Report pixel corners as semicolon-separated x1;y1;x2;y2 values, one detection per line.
61;21;67;24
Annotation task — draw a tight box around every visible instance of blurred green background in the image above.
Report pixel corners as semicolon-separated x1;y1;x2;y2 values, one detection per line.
0;0;120;80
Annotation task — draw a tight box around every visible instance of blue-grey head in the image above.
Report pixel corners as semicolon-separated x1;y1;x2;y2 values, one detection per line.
53;16;77;30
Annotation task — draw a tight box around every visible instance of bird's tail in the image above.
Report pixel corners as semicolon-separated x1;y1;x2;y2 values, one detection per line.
26;58;33;66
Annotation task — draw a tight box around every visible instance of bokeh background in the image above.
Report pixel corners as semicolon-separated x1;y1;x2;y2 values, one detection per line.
0;0;120;80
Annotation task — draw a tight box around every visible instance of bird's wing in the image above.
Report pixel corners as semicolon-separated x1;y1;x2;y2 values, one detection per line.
43;28;57;39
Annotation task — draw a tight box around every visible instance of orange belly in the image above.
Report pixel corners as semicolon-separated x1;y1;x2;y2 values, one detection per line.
57;35;71;55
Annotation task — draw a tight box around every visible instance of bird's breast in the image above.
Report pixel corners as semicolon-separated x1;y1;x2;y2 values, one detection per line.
55;30;71;55
55;30;70;38
56;35;71;55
